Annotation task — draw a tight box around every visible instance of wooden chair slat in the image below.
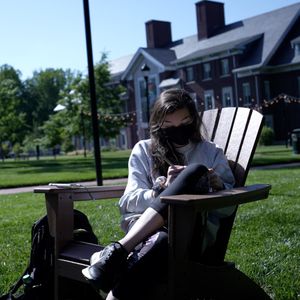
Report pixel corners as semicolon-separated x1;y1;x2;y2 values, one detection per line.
237;109;264;185
212;107;237;151
200;108;219;141
57;259;89;282
225;107;251;178
59;241;103;263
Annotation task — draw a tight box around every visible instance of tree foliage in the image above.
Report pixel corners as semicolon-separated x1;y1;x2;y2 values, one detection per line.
95;55;126;139
0;53;126;157
23;68;69;129
0;65;26;146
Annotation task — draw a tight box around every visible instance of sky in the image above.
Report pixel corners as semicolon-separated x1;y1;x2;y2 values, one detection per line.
1;0;300;80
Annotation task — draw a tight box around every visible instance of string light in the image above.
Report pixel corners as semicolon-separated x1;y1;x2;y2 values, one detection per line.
203;93;300;112
98;111;137;125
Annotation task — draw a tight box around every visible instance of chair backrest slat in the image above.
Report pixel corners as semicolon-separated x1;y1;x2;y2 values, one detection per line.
236;109;264;186
212;107;237;151
200;108;219;141
202;107;264;187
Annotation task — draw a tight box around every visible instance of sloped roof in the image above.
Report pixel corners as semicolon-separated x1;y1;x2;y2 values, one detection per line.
120;47;176;80
142;48;177;67
171;2;300;69
109;54;134;77
174;34;263;64
109;2;300;78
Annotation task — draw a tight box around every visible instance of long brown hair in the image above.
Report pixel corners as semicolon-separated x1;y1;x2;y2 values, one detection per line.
149;88;203;176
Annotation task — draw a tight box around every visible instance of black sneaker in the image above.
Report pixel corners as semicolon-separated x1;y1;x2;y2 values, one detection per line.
82;242;128;293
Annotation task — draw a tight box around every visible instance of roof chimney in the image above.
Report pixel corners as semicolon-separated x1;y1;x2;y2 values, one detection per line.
145;20;172;48
196;0;225;40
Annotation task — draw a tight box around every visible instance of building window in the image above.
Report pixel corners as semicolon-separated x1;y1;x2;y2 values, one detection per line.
222;87;233;107
263;81;271;100
139;76;158;123
203;63;212;80
204;90;215;110
220;59;229;76
291;37;300;57
186;67;194;82
295;43;300;56
242;82;251;105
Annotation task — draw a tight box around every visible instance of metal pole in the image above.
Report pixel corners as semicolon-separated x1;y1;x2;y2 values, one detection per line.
80;108;87;158
83;0;103;185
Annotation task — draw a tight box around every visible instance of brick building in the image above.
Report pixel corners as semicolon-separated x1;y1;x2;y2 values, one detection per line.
109;0;300;148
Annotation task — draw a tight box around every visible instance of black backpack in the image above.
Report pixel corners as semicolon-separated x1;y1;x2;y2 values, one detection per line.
1;209;101;300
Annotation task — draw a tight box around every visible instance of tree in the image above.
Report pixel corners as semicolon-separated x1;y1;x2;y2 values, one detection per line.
78;53;126;141
22;69;81;155
0;65;26;159
23;68;69;130
41;110;69;157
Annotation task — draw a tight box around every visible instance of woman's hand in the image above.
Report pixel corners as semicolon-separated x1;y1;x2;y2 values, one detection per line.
208;168;224;191
165;165;186;187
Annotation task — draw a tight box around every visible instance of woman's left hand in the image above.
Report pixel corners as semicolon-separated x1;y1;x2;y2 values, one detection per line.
208;168;224;191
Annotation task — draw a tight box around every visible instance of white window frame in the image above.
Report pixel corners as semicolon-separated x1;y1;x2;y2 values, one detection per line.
222;86;233;107
186;67;194;82
220;59;229;76
203;63;212;80
242;82;251;105
204;90;215;110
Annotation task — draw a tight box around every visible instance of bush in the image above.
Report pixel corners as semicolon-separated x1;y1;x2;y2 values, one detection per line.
259;126;274;146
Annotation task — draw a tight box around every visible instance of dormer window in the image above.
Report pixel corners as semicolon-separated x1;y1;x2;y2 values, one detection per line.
291;37;300;57
295;44;300;56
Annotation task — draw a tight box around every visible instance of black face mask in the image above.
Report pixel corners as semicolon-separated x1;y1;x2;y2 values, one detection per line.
161;123;194;145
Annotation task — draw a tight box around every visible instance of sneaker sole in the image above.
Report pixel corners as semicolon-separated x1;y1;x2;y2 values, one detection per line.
82;266;111;293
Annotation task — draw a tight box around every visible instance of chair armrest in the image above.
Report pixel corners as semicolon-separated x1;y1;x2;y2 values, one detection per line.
34;185;126;201
34;185;126;253
160;184;271;211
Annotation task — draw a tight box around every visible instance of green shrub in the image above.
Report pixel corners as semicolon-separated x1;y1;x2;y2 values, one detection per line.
259;126;274;146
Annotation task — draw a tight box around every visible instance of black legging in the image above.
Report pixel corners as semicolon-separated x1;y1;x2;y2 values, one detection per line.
150;163;209;219
112;164;209;299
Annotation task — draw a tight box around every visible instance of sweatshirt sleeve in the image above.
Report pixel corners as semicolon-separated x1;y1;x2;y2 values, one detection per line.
119;141;155;216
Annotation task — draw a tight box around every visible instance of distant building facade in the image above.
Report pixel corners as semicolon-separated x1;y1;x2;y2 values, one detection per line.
109;0;300;148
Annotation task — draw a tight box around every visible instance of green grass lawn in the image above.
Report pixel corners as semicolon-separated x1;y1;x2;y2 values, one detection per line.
0;167;299;299
0;150;131;188
0;145;299;189
227;168;300;299
252;145;300;166
0;145;299;298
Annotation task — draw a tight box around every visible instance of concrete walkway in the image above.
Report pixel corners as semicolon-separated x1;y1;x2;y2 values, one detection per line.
0;178;127;195
1;162;300;195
